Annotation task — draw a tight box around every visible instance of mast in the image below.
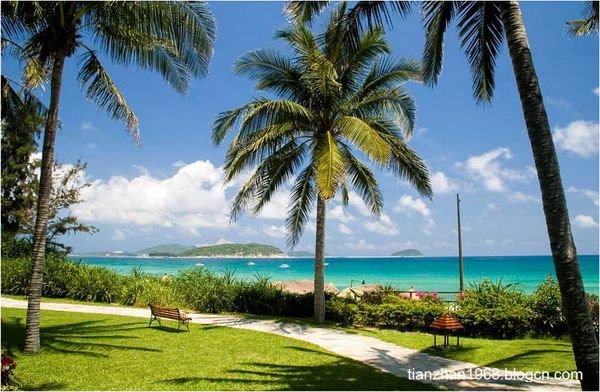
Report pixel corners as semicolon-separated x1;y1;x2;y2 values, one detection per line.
457;193;464;292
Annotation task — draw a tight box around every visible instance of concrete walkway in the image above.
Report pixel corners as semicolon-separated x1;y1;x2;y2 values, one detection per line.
1;298;580;391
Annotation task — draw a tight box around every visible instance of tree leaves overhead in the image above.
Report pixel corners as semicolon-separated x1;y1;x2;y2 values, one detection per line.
77;50;140;143
214;5;431;248
3;1;216;142
456;1;504;103
566;1;599;37
422;1;457;86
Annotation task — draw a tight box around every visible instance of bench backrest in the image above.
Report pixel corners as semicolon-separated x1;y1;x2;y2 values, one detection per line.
149;304;181;319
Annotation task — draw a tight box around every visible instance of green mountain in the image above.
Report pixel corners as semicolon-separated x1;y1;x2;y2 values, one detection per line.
136;244;193;256
287;250;314;257
180;243;285;257
390;249;423;257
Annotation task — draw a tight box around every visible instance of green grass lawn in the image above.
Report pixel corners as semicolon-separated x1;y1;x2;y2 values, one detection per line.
344;328;576;374
2;296;577;376
1;307;432;391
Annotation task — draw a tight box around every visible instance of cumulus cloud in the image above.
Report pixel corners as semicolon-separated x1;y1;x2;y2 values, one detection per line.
594;87;599;96
72;160;230;235
509;191;539;203
431;172;458;195
347;191;371;216
329;205;356;223
394;195;431;217
345;239;375;251
364;213;399;236
111;229;126;241
574;215;599;229
337;223;353;235
553;120;599;158
262;225;287;238
568;187;599;206
462;147;532;192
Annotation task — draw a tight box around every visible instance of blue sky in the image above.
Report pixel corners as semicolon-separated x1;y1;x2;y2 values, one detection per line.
3;1;598;256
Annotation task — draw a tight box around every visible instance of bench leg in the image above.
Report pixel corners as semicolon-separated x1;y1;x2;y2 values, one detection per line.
149;316;161;327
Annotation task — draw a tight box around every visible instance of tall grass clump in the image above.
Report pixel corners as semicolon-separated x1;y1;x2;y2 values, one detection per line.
121;267;180;307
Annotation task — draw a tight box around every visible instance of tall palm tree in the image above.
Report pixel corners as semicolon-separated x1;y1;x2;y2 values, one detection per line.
566;1;599;37
213;4;431;322
1;1;215;354
286;1;599;389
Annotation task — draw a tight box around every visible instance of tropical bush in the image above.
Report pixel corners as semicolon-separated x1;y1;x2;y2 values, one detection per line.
1;258;589;339
1;350;18;390
455;279;534;339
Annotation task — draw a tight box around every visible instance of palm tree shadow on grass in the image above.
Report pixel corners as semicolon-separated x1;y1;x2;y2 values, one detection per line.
160;345;435;391
1;316;161;358
485;348;576;372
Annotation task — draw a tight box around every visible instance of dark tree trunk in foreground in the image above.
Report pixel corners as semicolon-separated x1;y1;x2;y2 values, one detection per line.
24;53;66;354
314;196;326;322
502;2;599;389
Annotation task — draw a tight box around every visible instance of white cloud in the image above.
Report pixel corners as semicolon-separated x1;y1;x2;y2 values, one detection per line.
568;187;599;206
111;229;126;241
81;121;99;132
255;191;289;220
394;195;431;217
72;160;230;235
345;239;375;251
347;191;371;216
329;205;356;223
487;203;497;210
463;147;531;192
594;87;599;96
172;160;186;168
431;172;458;195
509;191;539;203
364;213;399;236
553;120;599;158
216;238;232;245
574;215;599;229
337;223;353;235
132;164;150;176
262;225;287;238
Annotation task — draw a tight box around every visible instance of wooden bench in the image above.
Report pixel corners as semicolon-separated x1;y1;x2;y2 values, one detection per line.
148;304;192;331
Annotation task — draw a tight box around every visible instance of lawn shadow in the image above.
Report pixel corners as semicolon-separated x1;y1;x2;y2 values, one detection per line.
485;348;575;372
1;316;161;358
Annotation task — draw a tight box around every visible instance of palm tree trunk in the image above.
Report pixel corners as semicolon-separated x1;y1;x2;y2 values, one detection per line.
314;196;326;322
501;2;599;390
23;53;66;354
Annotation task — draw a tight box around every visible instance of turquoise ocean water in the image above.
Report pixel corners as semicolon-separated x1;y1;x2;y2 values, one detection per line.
73;255;599;294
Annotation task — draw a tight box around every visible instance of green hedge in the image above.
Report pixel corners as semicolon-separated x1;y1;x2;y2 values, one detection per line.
2;257;597;339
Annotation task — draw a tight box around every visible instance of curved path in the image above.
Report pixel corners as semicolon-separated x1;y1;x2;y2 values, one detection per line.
1;298;580;391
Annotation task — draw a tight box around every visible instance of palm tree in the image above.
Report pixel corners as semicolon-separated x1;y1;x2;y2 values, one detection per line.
566;1;599;37
286;1;599;389
213;4;431;322
1;1;215;354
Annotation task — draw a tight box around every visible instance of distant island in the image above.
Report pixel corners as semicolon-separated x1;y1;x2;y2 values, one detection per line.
137;244;193;256
390;249;423;257
180;243;286;258
287;250;315;257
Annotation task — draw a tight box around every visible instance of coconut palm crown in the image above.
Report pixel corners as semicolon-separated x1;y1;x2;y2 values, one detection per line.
213;5;431;248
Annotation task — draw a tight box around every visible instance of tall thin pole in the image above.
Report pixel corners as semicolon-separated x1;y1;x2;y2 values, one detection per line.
457;193;464;292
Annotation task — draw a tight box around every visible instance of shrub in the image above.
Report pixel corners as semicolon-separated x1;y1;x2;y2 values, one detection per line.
66;264;122;303
530;276;567;337
588;294;599;335
174;268;239;313
1;350;17;389
120;267;180;307
356;300;446;331
455;279;533;339
326;298;358;325
1;258;31;295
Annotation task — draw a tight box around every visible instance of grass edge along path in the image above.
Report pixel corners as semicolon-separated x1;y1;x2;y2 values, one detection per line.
0;297;581;390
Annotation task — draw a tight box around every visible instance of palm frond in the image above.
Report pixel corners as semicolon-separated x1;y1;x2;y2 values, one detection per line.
422;1;457;86
234;48;304;99
456;1;504;103
336;116;391;163
285;1;331;25
77;50;140;143
566;1;599;37
341;146;383;216
314;131;345;200
286;166;315;248
88;1;216;94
